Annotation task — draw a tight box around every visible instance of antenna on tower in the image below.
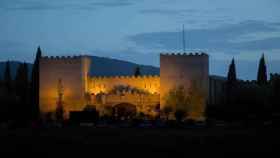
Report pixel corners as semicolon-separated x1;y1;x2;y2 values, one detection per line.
182;24;186;53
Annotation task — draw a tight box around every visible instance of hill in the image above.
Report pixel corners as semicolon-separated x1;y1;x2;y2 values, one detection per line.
0;56;160;79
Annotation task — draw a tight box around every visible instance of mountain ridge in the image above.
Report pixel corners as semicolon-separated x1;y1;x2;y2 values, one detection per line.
0;56;160;79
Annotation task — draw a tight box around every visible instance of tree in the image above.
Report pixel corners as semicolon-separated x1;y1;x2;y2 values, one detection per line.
30;46;42;121
227;58;237;85
102;106;113;118
257;53;267;85
134;66;141;77
175;109;187;123
256;54;268;119
4;61;12;94
164;85;190;120
164;83;206;121
162;106;173;121
165;86;189;109
15;63;29;123
84;105;97;112
2;61;13;122
226;58;238;105
15;63;29;100
187;81;206;121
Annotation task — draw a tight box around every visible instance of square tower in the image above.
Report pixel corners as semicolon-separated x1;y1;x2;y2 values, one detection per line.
160;53;209;119
39;55;91;119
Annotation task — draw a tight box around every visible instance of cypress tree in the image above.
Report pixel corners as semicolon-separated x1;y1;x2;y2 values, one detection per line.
226;58;237;108
257;54;267;85
256;54;268;119
30;46;42;121
227;58;237;84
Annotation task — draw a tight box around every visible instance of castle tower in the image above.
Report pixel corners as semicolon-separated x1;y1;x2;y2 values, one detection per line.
160;53;209;119
39;55;91;119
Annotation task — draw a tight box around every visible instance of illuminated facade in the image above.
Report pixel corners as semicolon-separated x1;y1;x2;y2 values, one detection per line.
39;53;209;120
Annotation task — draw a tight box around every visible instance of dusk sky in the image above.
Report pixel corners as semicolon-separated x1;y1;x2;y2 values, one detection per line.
0;0;280;79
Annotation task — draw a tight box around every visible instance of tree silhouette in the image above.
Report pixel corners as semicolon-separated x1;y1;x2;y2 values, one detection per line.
257;54;267;85
2;61;13;122
164;85;190;121
134;66;141;77
175;109;187;123
227;58;237;85
15;63;29;98
30;46;42;121
165;86;189;109
15;63;29;123
162;106;173;121
4;61;12;94
187;81;206;121
226;58;238;106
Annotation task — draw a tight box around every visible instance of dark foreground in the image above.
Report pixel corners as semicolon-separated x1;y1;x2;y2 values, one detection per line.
0;126;279;158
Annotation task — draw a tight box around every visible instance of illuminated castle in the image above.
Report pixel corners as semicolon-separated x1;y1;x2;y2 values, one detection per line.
39;53;209;120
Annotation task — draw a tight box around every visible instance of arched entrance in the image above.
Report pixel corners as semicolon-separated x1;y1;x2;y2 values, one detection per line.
113;103;137;120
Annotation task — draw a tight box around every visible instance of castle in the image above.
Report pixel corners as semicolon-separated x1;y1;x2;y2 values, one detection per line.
39;53;209;120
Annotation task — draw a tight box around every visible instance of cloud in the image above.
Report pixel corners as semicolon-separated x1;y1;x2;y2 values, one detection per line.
139;9;198;15
89;1;133;7
0;0;61;11
128;20;280;53
0;0;134;11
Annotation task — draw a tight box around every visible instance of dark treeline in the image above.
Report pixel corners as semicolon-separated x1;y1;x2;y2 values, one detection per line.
0;47;41;126
207;54;280;123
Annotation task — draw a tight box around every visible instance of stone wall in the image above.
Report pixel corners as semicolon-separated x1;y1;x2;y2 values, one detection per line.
88;75;160;95
88;75;160;116
160;52;209;108
39;55;91;119
39;53;209;120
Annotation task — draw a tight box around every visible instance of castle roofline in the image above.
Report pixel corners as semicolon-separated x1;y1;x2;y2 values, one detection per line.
41;55;91;60
90;75;160;79
160;52;208;56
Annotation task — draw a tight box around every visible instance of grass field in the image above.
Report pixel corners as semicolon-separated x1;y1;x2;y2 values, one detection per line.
0;126;279;157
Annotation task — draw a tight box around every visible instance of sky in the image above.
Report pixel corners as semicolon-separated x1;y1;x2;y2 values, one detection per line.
0;0;280;80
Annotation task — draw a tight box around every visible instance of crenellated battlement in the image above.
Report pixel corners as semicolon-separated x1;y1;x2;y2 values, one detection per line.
160;52;208;57
40;55;92;66
90;75;160;80
88;74;160;95
40;55;91;60
239;80;257;84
